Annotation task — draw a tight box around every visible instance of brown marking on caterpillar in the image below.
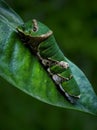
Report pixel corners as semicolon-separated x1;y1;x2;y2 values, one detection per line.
32;19;38;32
32;19;53;40
58;61;69;69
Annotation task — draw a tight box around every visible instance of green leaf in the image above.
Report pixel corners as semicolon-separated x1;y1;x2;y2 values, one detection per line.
0;0;23;28
0;0;97;115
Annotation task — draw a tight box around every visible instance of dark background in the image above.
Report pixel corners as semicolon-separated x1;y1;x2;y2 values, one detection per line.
0;0;97;129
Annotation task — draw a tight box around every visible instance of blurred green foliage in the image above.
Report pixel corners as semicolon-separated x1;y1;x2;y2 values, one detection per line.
0;0;97;129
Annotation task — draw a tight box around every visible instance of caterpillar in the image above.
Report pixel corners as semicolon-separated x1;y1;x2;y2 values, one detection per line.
17;19;80;104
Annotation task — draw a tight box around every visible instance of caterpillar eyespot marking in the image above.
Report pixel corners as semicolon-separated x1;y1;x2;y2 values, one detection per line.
32;19;38;32
17;19;80;104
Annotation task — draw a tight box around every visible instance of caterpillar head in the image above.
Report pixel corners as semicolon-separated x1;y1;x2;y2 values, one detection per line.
17;19;53;44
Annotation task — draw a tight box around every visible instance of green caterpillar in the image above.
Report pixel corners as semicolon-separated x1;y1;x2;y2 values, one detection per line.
17;19;80;104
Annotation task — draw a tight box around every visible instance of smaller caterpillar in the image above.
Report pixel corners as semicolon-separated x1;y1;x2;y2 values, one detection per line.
17;19;80;104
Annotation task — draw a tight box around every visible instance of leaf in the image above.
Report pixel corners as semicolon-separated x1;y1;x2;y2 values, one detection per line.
0;0;23;29
0;0;97;115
